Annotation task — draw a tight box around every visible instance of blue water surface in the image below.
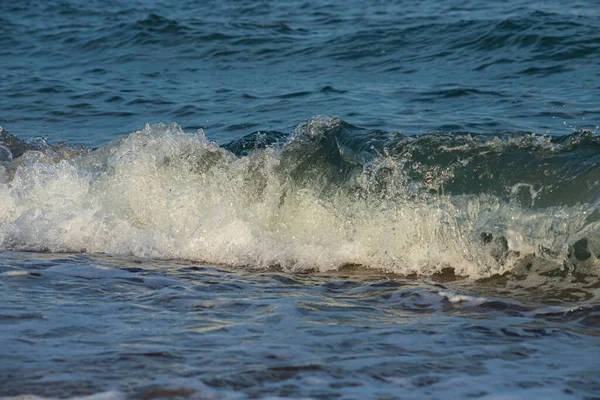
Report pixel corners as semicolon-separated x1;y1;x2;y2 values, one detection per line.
1;0;599;145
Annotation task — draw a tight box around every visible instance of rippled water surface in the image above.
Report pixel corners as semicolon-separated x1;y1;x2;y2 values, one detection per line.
1;0;600;398
2;252;600;399
2;0;599;145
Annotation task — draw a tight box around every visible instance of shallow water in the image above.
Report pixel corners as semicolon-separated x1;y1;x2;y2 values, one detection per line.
1;252;600;399
2;0;600;398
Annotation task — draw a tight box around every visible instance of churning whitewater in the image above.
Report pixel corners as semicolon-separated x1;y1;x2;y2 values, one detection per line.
1;117;599;278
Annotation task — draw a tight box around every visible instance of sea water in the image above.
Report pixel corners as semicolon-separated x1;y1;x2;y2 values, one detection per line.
1;0;600;399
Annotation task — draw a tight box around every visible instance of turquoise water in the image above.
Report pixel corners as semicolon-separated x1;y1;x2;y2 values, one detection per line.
1;0;600;398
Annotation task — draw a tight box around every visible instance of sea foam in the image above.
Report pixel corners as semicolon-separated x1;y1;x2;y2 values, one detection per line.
1;118;598;277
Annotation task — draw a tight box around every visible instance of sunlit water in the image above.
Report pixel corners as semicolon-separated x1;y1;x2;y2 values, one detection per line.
1;0;600;398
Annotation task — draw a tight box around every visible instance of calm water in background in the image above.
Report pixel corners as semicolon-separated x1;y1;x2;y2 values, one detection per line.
1;0;600;398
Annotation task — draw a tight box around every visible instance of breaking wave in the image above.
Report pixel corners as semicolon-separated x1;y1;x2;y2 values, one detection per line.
1;116;599;278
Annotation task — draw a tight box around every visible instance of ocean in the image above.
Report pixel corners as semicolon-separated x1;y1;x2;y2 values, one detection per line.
1;0;600;399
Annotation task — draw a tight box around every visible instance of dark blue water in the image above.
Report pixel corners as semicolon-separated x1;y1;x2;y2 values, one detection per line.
1;1;600;399
1;0;599;145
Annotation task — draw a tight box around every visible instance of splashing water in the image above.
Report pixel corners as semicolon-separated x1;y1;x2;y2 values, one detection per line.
1;118;599;278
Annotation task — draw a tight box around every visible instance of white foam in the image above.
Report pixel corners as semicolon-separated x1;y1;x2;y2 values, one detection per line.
0;123;597;277
438;290;487;306
0;392;124;400
0;270;29;277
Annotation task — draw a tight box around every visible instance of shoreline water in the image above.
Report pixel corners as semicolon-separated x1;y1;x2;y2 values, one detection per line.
1;251;599;399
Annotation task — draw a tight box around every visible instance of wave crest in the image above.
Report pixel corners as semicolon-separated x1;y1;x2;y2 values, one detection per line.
1;118;599;278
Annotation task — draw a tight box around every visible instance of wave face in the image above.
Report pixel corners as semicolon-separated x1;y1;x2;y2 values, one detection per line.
1;118;600;277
